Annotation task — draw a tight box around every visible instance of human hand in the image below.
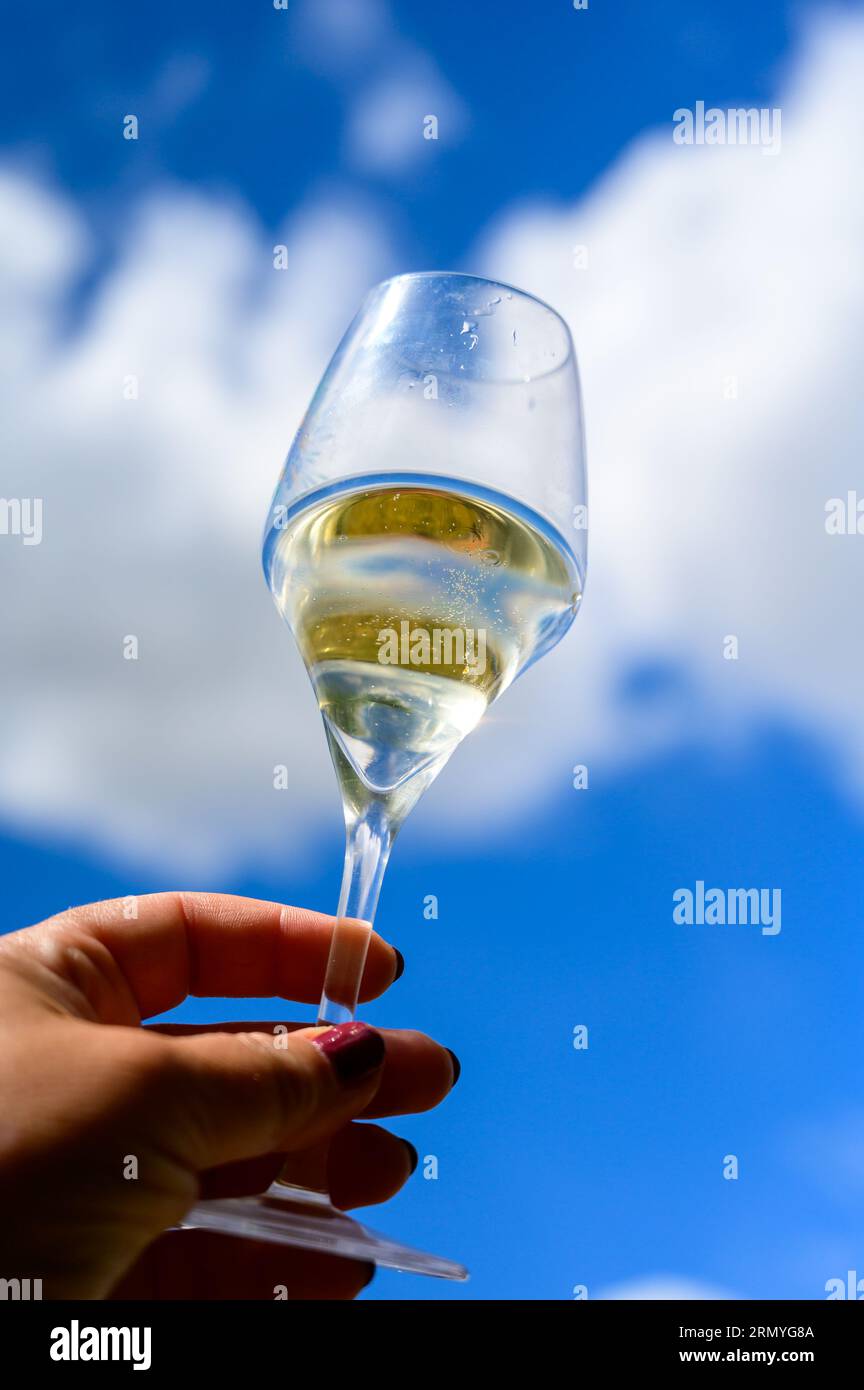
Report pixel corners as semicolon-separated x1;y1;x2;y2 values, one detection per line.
0;892;458;1299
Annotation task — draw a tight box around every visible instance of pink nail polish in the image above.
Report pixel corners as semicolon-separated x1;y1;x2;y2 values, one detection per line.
313;1021;385;1086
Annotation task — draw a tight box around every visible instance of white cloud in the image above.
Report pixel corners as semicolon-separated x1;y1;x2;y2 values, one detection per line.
2;13;864;874
597;1276;736;1300
290;0;468;174
346;47;469;175
147;55;211;123
291;0;393;77
0;180;395;872
465;9;864;803
784;1108;864;1202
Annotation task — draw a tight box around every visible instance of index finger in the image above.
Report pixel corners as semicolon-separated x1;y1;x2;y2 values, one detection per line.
5;892;401;1022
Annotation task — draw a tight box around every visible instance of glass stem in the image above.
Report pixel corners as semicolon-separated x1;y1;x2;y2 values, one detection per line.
317;798;395;1026
271;799;395;1200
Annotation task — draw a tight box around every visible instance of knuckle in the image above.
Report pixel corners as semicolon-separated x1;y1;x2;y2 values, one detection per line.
235;1031;320;1138
121;1033;180;1098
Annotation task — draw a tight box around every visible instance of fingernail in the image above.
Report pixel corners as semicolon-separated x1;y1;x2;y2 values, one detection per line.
446;1047;461;1087
392;947;405;981
314;1022;385;1087
401;1138;419;1175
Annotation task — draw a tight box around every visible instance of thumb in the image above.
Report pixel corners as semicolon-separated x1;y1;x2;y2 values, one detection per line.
155;1022;385;1172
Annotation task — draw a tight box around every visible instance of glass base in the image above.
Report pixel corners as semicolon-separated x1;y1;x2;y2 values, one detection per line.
181;1183;468;1282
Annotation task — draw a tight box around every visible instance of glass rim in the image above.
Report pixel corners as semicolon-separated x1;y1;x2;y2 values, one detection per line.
368;270;574;363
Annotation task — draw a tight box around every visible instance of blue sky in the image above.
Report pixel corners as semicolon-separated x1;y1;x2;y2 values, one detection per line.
2;0;864;1300
0;1;812;263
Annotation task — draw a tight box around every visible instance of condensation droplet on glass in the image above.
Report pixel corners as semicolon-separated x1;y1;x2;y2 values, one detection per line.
512;330;517;346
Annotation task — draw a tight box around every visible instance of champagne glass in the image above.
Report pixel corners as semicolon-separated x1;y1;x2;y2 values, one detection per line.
184;272;587;1281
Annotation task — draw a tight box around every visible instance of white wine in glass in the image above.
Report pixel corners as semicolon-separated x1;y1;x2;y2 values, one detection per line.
184;274;587;1282
269;479;581;826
